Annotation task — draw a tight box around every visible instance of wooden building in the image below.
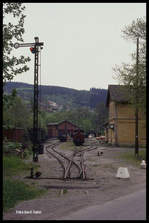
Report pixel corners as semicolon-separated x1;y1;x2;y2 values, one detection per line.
105;85;146;146
47;120;79;138
3;128;25;143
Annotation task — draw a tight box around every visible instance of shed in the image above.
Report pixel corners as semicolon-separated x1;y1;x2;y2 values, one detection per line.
47;120;80;138
3;128;25;143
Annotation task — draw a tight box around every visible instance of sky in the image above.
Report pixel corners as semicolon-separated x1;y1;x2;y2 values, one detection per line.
11;3;146;90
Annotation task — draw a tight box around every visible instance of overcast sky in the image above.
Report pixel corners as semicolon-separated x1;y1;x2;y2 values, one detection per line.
12;3;146;90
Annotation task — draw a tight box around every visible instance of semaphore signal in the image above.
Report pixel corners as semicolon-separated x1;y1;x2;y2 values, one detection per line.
14;37;44;162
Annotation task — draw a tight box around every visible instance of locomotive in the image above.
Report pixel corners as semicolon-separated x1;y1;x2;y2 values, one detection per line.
72;129;85;146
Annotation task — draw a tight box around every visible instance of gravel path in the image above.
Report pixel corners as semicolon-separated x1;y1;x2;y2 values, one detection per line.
3;138;146;220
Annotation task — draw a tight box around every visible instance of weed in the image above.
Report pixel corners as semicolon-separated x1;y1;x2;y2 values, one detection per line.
118;149;146;166
58;188;68;196
58;141;76;151
3;153;45;213
63;188;68;194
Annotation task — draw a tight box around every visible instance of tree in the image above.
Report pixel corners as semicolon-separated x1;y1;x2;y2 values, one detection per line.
3;90;32;129
3;89;18;129
81;119;93;133
94;102;108;134
113;17;146;113
3;3;31;82
45;108;97;134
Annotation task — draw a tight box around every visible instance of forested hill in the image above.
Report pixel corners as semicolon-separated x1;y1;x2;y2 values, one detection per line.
3;82;108;110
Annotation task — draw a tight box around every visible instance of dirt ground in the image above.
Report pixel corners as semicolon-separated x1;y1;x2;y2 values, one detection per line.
3;138;146;220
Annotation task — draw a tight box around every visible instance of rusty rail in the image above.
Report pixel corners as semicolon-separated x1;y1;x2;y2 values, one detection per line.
45;141;98;180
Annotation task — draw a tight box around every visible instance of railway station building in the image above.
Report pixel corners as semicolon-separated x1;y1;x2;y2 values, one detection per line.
105;85;146;147
47;120;80;138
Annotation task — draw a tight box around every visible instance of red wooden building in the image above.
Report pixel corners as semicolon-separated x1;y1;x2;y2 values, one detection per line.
47;120;80;138
3;128;25;143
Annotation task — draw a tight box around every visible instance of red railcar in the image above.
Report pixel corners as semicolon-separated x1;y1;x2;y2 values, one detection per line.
72;129;85;146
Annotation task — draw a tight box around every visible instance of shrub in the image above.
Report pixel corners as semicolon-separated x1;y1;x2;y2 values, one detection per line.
3;141;22;154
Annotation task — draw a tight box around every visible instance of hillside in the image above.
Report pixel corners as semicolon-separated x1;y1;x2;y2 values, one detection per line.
3;82;108;111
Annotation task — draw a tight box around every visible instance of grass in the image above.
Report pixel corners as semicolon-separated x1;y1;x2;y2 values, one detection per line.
3;155;46;212
3;178;46;212
3;155;39;177
59;141;86;153
58;188;68;196
58;141;77;151
17;87;33;91
118;149;146;166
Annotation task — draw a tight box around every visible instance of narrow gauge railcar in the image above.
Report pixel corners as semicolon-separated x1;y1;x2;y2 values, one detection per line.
58;133;67;142
72;129;85;146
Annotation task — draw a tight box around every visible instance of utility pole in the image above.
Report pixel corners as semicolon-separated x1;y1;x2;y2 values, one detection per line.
135;37;139;157
14;37;44;162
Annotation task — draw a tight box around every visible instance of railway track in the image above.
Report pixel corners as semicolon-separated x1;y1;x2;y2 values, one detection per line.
45;141;99;180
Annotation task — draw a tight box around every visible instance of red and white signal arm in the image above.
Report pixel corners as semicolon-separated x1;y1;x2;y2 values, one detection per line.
30;47;35;54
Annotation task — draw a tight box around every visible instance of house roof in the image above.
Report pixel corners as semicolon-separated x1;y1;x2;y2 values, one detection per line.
47;120;79;128
106;85;131;106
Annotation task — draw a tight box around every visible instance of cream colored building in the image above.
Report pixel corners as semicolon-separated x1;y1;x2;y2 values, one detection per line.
105;85;146;147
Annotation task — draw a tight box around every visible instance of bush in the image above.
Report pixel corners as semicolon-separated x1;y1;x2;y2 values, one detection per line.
3;141;22;154
3;139;33;159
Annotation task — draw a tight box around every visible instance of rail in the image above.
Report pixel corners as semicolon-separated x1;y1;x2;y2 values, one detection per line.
45;141;99;180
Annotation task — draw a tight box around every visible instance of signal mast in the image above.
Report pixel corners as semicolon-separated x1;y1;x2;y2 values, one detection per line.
14;37;44;162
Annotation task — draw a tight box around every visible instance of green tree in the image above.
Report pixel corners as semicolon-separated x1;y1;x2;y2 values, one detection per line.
38;110;48;133
3;90;32;129
3;89;18;128
45;108;97;134
3;3;31;82
113;17;146;113
81;119;93;133
94;102;108;134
